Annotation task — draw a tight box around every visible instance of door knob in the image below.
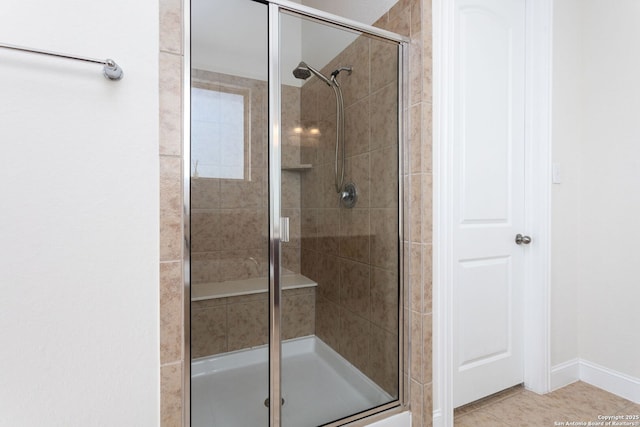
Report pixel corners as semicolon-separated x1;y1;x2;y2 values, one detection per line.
515;234;532;245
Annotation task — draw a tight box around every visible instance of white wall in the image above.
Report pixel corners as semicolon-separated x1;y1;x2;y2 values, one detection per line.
552;0;640;379
550;0;582;367
303;0;397;24
0;0;159;425
577;0;640;379
191;0;273;82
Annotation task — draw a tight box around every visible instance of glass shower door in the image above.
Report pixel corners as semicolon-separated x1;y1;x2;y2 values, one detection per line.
189;1;404;425
190;0;270;426
279;10;401;427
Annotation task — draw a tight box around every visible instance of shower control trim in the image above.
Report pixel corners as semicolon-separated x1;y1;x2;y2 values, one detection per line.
340;182;358;209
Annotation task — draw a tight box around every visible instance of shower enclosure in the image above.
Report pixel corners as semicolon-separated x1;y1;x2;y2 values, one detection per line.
186;1;408;425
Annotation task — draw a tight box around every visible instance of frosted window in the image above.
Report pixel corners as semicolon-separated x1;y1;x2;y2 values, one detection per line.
191;87;246;179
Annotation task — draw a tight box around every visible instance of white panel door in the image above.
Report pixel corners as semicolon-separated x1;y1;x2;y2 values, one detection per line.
452;0;527;408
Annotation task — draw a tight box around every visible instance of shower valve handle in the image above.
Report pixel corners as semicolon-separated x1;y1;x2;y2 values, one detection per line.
340;183;358;209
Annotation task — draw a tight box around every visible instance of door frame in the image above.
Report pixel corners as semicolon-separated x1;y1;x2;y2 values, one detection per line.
432;0;553;425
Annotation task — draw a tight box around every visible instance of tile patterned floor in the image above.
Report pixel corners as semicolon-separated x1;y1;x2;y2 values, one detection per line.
454;382;640;426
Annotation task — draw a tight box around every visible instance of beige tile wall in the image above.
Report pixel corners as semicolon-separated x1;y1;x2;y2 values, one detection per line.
187;70;308;360
280;83;305;274
191;288;316;359
189;70;269;283
158;0;432;425
190;70;302;283
159;0;184;424
370;0;434;425
299;30;401;396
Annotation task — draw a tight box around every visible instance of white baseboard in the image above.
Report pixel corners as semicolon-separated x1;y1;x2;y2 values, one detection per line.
580;360;640;404
434;361;639;427
432;409;443;427
550;358;580;391
551;359;640;404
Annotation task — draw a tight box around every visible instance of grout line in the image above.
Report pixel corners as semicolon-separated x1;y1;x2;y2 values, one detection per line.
159;49;183;56
161;359;183;369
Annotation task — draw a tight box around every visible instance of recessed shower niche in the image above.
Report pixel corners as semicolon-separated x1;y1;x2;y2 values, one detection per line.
187;1;408;425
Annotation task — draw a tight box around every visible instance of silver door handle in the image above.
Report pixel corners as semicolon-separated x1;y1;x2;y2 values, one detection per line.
515;234;532;245
281;217;290;243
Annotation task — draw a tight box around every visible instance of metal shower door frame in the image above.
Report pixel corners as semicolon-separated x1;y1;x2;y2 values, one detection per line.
268;5;409;423
184;0;410;425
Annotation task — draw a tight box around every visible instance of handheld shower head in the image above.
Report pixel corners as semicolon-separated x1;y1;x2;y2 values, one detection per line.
291;61;332;86
292;61;353;197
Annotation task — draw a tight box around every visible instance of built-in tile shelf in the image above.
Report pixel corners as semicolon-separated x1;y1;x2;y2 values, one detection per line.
281;164;312;171
192;272;317;301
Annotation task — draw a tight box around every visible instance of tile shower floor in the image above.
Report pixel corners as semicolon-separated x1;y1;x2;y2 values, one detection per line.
192;336;392;427
455;381;640;426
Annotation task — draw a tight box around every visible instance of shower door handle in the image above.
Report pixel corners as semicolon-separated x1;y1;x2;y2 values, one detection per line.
281;217;290;243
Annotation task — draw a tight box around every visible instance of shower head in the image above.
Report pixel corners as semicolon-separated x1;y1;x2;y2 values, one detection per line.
292;62;312;80
292;61;332;86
